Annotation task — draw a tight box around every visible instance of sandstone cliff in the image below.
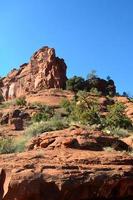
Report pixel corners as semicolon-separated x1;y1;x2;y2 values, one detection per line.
1;46;67;100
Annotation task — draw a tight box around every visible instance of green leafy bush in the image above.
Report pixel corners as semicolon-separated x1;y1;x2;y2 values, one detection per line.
105;102;132;129
61;91;101;125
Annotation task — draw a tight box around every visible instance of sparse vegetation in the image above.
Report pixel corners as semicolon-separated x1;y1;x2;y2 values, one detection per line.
16;96;27;106
104;128;130;138
0;137;16;154
0;136;28;154
25;118;69;137
0;99;16;109
31;103;54;122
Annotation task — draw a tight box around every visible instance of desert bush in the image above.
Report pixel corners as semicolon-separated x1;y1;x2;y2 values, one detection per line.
16;96;27;106
70;101;101;125
105;102;132;129
13;136;28;152
31;104;54;122
32;112;48;122
60;98;75;114
25;119;69;137
0;137;16;154
62;91;101;125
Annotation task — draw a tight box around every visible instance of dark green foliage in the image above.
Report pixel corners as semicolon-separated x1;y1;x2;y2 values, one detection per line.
105;102;132;129
66;71;116;96
66;76;85;92
122;92;129;97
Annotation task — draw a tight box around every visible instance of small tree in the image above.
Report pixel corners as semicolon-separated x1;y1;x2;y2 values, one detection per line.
87;70;97;80
66;76;85;92
105;102;132;129
122;92;129;98
70;91;101;125
106;76;111;81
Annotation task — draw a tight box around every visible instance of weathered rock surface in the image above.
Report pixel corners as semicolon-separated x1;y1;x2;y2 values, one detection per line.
1;47;67;100
0;128;133;200
27;128;131;151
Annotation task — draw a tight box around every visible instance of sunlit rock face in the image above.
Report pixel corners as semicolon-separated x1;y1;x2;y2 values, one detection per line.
1;46;67;100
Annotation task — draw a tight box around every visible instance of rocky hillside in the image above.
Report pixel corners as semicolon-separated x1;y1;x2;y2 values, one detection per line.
0;47;67;100
0;46;133;200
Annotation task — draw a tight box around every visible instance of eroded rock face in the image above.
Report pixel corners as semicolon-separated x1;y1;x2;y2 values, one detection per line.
0;129;133;200
1;47;67;100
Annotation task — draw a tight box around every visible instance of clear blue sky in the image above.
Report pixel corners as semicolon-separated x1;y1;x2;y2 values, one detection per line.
0;0;133;94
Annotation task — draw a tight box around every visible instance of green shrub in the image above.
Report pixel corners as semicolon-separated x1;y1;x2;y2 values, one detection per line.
31;104;54;122
62;91;101;125
66;76;85;92
60;99;74;114
32;112;48;122
25;119;69;137
70;101;101;125
105;102;132;129
0;138;16;154
16;96;27;106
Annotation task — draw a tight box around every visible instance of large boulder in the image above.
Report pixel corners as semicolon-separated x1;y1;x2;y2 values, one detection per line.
1;47;67;100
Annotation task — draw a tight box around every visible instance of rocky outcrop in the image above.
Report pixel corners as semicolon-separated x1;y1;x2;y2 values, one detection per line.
27;128;130;151
0;128;133;200
1;47;67;100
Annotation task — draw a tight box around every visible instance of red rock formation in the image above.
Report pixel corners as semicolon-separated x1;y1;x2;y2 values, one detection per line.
1;47;67;100
0;129;133;200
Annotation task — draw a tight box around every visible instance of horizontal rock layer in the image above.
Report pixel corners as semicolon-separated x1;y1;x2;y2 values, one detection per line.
0;129;132;200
